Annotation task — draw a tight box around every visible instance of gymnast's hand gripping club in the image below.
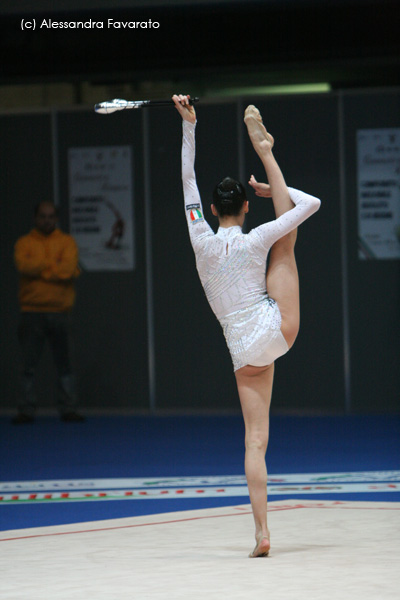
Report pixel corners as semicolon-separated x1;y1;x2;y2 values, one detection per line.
94;97;200;114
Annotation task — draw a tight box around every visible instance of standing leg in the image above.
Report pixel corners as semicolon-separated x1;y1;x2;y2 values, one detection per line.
47;313;80;418
235;362;274;557
14;313;47;422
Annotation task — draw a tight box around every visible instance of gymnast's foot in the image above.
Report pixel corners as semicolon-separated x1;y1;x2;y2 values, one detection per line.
249;534;271;558
244;105;274;150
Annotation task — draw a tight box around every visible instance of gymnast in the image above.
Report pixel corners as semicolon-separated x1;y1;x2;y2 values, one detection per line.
172;94;321;557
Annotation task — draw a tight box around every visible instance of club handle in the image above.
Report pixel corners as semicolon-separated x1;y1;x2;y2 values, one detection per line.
144;97;200;107
94;97;200;114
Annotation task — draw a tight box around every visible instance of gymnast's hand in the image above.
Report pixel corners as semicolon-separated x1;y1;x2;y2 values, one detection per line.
172;94;196;124
248;175;272;198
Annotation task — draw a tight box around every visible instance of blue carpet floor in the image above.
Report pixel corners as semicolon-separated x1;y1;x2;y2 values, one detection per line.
1;414;399;530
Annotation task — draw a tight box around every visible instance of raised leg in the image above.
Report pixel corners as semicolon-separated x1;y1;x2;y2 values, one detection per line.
235;362;274;557
245;105;300;347
244;105;294;219
267;237;299;348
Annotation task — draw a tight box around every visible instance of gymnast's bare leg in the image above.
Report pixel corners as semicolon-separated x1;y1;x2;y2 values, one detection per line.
245;106;300;348
235;106;300;557
235;362;274;557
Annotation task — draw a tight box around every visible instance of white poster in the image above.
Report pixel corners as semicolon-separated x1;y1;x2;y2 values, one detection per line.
357;128;400;259
68;146;134;271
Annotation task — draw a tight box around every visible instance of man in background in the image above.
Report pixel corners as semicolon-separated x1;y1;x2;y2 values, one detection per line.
12;201;84;423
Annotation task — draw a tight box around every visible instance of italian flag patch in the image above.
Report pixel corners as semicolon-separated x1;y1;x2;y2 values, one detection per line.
190;208;203;222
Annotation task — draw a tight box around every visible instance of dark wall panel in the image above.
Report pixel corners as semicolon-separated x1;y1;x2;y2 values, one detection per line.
1;114;55;408
55;109;149;408
342;91;400;412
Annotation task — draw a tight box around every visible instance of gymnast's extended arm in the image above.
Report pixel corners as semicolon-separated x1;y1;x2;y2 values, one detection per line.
249;181;321;249
172;94;213;248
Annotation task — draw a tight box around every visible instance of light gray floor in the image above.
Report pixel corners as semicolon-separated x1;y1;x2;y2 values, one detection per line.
1;500;399;599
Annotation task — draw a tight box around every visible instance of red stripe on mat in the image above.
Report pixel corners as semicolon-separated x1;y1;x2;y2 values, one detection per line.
1;503;399;543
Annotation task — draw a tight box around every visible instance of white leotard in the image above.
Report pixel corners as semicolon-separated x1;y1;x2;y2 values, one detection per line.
181;120;321;370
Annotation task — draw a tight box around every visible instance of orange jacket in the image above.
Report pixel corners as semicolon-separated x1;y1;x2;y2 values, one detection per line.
14;228;80;312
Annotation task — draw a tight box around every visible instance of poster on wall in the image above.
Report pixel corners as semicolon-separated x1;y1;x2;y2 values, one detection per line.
68;146;134;271
357;128;400;260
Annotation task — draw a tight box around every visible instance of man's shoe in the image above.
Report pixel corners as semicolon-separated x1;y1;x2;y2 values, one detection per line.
11;413;35;424
60;412;86;422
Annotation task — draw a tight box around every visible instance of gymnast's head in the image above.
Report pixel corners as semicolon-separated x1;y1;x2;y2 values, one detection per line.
211;177;249;225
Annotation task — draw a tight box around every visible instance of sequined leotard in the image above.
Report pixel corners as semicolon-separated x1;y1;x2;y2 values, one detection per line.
181;120;321;371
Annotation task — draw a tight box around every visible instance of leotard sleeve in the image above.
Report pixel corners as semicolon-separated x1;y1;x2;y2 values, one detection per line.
181;120;214;249
250;187;321;251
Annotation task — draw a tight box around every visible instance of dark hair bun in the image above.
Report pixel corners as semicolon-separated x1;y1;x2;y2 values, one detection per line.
212;177;247;217
217;187;235;204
